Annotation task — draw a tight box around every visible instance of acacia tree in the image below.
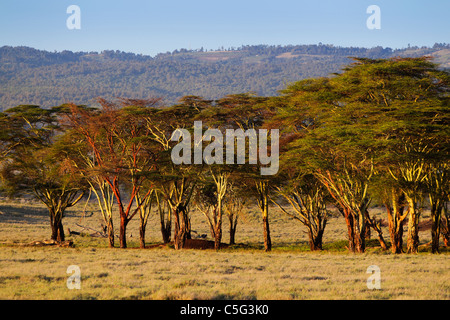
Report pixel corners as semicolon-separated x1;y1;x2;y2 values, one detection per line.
194;98;255;250
386;191;407;253
194;168;230;250
199;93;276;251
424;162;449;253
276;77;374;253
223;183;246;245
388;143;428;253
441;200;450;247
135;187;156;248
152;189;172;244
144;97;206;249
64;98;160;248
269;104;331;251
0;105;86;242
358;57;450;253
272;173;329;251
56;114;116;247
277;57;449;253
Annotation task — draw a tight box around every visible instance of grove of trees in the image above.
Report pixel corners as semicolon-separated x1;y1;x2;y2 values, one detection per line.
0;57;449;254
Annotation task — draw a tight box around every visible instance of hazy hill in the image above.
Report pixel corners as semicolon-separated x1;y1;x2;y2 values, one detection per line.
1;43;449;110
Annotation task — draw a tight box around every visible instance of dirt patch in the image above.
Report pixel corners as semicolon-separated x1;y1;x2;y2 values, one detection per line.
183;239;229;249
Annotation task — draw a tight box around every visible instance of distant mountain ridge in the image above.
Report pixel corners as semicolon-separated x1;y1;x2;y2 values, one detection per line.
1;43;449;110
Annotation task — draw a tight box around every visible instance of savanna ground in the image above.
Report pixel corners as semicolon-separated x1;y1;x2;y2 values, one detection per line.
0;198;448;300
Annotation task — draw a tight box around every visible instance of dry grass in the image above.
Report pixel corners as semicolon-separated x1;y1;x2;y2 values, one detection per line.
0;199;448;300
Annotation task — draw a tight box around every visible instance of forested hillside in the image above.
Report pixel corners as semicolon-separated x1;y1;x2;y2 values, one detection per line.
1;43;449;109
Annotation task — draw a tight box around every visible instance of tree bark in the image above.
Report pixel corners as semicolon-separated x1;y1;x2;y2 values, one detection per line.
263;213;271;252
229;215;238;245
157;194;171;243
385;192;406;254
185;212;192;240
340;206;356;253
161;223;171;244
50;209;65;242
139;223;146;249
430;202;442;253
442;212;449;247
51;218;65;242
354;213;366;253
340;207;365;253
214;223;222;250
256;181;272;252
173;205;187;250
214;197;223;250
58;221;65;242
406;196;420;254
308;228;324;251
365;210;388;251
119;215;128;249
107;218;115;248
375;229;388;251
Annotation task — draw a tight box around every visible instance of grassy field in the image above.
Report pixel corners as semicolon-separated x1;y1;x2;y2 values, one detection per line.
0;199;449;300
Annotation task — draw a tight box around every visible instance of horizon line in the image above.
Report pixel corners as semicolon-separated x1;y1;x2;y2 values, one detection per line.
2;42;449;59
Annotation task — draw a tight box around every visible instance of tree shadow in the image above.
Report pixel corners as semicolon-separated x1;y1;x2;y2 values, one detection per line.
0;203;48;225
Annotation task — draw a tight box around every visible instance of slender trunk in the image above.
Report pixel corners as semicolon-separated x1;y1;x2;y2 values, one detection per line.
388;216;404;254
139;224;146;249
185;212;192;240
173;205;187;250
308;228;324;251
354;212;366;253
229;225;236;245
442;209;450;247
157;195;171;243
386;201;405;254
390;227;404;254
214;198;223;250
263;211;271;252
364;224;371;239
376;230;388;250
50;208;65;242
50;209;57;241
407;215;419;253
341;207;356;253
312;215;327;250
208;219;216;239
430;202;442;254
173;207;180;249
58;221;65;242
214;224;222;250
257;181;271;252
365;210;388;251
161;223;171;244
229;215;237;245
107;217;115;248
119;214;128;248
342;208;365;253
51;219;65;242
406;196;420;254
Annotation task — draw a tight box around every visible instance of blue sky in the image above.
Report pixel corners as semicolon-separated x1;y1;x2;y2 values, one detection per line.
0;0;449;56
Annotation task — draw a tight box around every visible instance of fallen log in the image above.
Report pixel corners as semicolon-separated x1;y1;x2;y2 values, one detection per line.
25;239;74;247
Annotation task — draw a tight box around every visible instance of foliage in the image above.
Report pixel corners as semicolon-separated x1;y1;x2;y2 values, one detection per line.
1;44;449;110
0;55;449;255
0;105;87;241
